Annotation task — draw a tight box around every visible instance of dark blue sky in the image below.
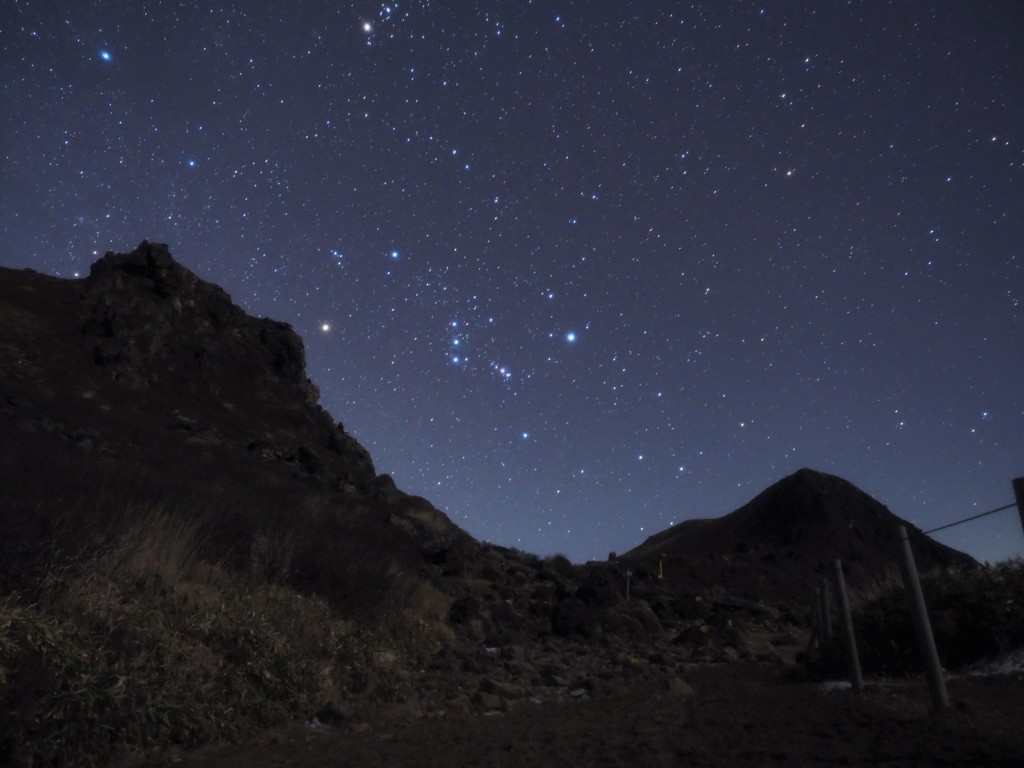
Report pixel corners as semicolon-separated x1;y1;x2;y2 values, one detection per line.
3;1;1022;563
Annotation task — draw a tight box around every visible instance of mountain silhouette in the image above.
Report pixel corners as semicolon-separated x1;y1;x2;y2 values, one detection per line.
0;245;976;614
622;468;976;604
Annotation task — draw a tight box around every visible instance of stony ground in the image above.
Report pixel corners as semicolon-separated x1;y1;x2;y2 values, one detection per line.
138;663;1024;768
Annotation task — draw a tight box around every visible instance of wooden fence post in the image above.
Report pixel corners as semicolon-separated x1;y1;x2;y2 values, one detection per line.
834;559;863;692
897;525;949;711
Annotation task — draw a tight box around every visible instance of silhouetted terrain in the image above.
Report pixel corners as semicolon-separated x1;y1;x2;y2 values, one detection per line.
2;243;1018;767
624;468;977;605
1;242;475;611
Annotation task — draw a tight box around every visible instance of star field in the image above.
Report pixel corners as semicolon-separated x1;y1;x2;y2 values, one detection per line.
2;1;1022;563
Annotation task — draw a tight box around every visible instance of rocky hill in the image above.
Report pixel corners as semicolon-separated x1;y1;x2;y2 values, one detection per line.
622;468;978;605
0;241;475;609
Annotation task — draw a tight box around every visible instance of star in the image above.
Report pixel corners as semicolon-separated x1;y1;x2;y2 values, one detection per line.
3;0;1019;567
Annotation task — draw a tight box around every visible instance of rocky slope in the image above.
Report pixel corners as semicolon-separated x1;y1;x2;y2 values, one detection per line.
0;241;474;611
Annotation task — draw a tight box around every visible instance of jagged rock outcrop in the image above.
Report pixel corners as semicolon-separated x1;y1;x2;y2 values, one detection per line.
0;241;473;605
83;241;320;406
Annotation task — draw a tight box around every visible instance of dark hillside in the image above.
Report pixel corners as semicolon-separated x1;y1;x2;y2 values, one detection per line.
0;241;476;612
623;468;977;605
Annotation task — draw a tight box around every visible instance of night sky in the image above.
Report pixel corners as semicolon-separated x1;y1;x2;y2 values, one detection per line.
3;2;1022;564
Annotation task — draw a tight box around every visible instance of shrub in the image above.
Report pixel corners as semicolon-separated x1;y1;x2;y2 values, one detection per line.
0;504;442;767
816;558;1024;677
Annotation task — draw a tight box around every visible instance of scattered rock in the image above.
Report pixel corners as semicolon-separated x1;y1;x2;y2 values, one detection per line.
313;701;352;726
473;691;506;711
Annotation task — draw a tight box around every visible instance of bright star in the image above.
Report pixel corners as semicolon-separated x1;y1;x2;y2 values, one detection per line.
362;21;373;33
320;323;331;333
566;331;576;343
99;50;112;62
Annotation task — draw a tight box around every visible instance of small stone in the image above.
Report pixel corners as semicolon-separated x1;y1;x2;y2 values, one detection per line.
664;676;695;697
473;691;506;711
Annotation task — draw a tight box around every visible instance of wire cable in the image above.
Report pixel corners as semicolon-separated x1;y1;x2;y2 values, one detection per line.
924;502;1016;534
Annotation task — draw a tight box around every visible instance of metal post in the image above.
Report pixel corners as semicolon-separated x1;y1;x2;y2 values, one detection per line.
820;578;833;643
625;568;632;602
897;525;949;711
833;559;863;692
1013;478;1024;538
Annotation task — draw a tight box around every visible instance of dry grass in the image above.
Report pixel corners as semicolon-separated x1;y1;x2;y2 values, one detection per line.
0;503;445;767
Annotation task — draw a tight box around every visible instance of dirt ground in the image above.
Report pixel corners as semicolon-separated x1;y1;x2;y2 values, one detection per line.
141;663;1024;768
